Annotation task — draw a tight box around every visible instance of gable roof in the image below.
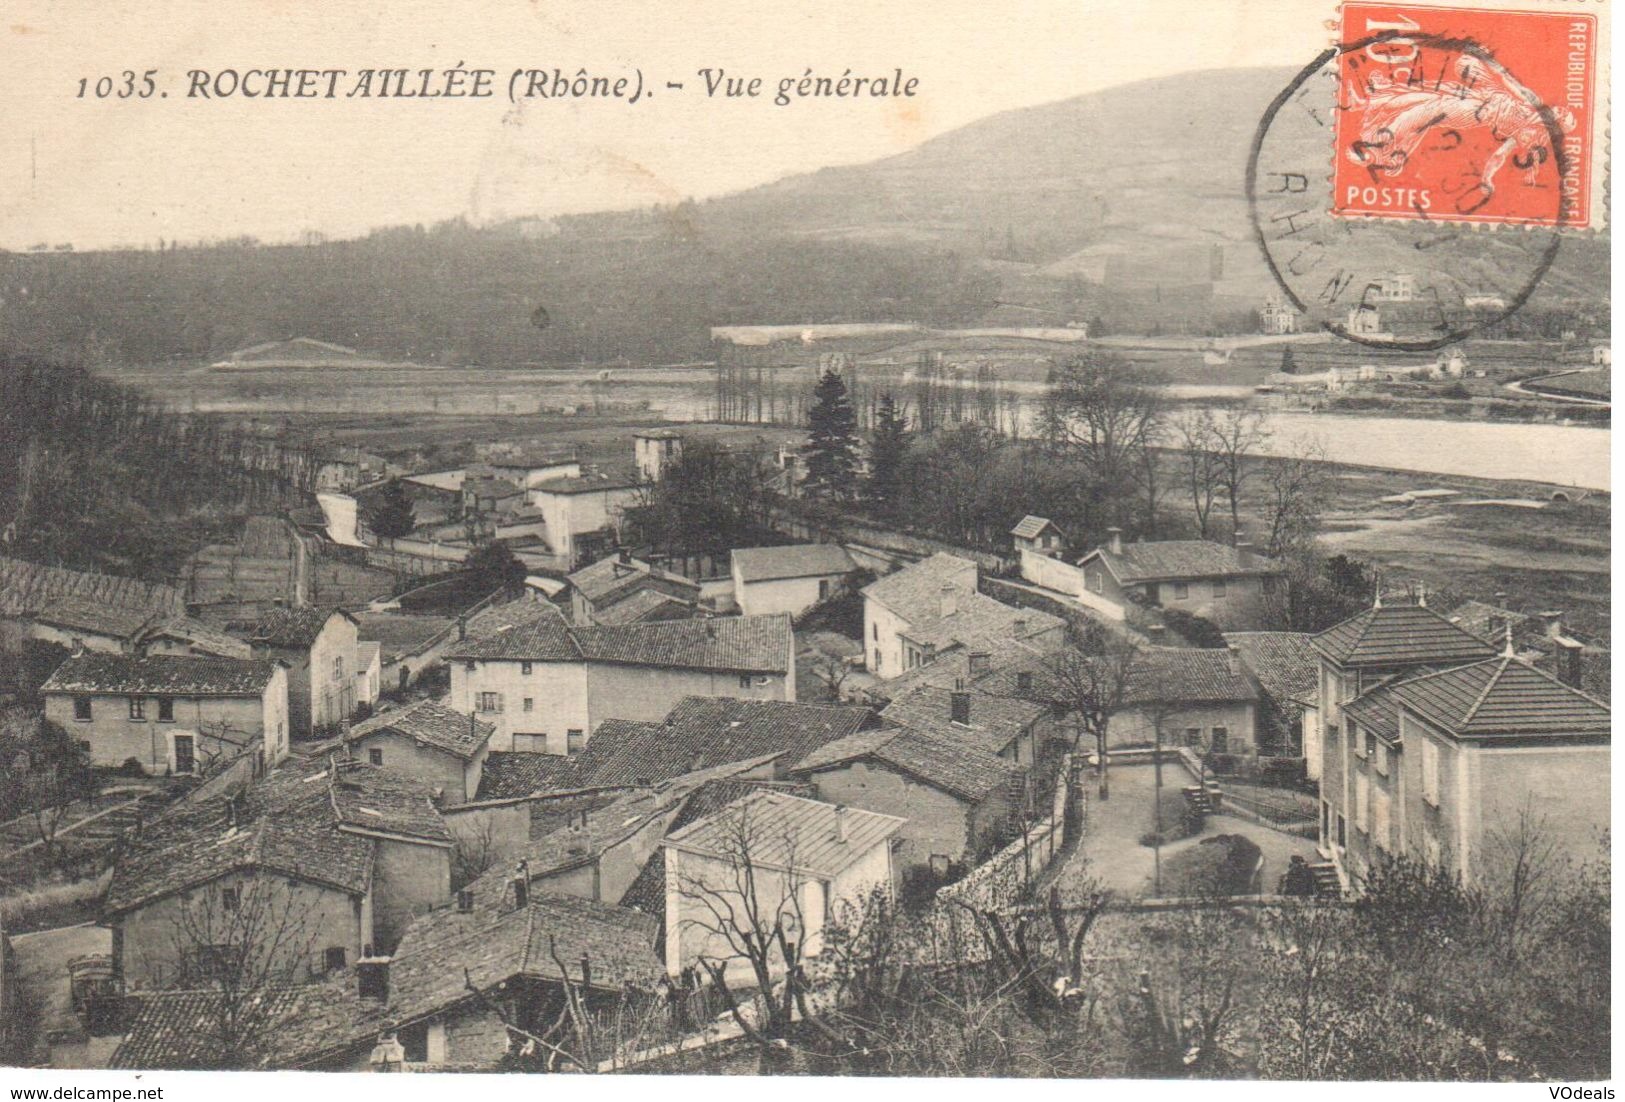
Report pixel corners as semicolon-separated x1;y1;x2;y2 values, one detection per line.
1011;515;1061;541
344;700;494;761
792;725;1018;802
1385;655;1612;740
592;588;694;626
1082;539;1282;583
665;790;905;877
860;553;980;616
110;979;369;1070
28;596;155;640
568;554;697;604
445;604;792;674
354;612;458;663
40;652;281;697
233;606;354;649
880;684;1047;756
572;697;877;788
898;590;1065;654
137;616;254;659
1223;632;1318;706
731;544;855;584
105;761;449;915
1311;602;1499;668
531;469;642;495
476;750;591;800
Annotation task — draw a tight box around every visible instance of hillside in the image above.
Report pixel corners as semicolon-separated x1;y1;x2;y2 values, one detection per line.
0;68;1606;369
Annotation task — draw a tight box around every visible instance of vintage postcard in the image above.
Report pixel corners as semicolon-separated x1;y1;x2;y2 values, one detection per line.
0;0;1611;1087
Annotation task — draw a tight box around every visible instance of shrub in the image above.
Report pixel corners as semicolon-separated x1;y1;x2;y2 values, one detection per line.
1139;788;1200;847
1159;608;1226;649
118;757;146;778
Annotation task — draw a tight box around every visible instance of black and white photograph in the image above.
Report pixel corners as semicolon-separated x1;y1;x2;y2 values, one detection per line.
0;0;1612;1087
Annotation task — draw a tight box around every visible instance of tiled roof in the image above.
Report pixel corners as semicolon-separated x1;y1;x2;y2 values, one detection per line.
572;697;876;787
1086;540;1282;583
1341;680;1403;744
234;606;350;649
476;750;587;800
1312;602;1498;668
345;700;494;761
881;684;1046;756
1534;648;1610;703
793;725;1018;802
592;589;693;625
445;603;792;673
1445;599;1532;645
1010;515;1058;540
354;612;457;663
28;595;155;640
0;555;184;620
574;614;793;674
444;602;582;661
389;893;662;1030
731;544;854;583
138;616;254;659
666;791;904;878
531;469;642;495
899;591;1064;654
867;637;1052;702
568;554;696;603
110;979;371;1070
977;645;1257;708
462;476;525;499
1224;633;1318;705
1387;656;1611;739
40;653;280;697
860;553;980;616
105;762;449;915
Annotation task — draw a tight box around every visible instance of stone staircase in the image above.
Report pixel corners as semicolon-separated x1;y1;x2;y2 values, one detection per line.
1308;860;1343;899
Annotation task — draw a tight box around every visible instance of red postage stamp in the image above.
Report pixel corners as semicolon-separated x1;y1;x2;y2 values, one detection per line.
1333;3;1600;228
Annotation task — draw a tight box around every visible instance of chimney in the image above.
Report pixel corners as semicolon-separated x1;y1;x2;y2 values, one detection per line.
511;860;530;909
939;584;959;618
1106;527;1124;554
456;888;474;913
967;652;991;677
456;615;467;641
357;956;390;1003
833;805;849;843
1536;610;1564;639
618;548;632;565
1487;614;1506;638
950;689;972;726
1226;642;1244;673
1557;638;1585;689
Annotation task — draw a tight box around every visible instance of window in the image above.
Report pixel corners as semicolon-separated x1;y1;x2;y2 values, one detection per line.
1210;727;1229;753
739;675;752;689
819;579;831;600
333;656;343;682
221;886;242;912
1089;571;1104;595
523;697;534;713
323;947;347;973
128;697;146;720
79;739;91;754
158;697;174;722
1354;773;1369;831
1016;671;1034;694
194;944;243;981
513;733;547;752
1373;741;1388;777
1421;739;1440;806
873;649;882;670
369;748;384;766
1351;721;1365;758
1185;727;1202;746
872;623;878;642
73;696;92;721
1320;798;1330;841
465;660;477;671
1212;579;1227;598
521;661;533;675
477;692;504;714
173;735;195;775
567;728;585;755
1172;582;1189;600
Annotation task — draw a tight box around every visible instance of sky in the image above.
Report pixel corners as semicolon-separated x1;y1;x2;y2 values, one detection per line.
0;0;1333;250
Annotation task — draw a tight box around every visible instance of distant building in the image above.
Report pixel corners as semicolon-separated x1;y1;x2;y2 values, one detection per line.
730;544;855;619
41;653;289;776
27;598;157;655
1345;305;1383;336
1009;515;1066;559
633;430;683;483
528;471;642;568
1260;296;1299;335
567;551;701;627
1372;274;1416;302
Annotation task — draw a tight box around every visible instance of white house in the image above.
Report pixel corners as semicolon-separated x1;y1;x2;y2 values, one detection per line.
730;544;855;619
662;791;902;982
529;472;642;568
445;603;795;754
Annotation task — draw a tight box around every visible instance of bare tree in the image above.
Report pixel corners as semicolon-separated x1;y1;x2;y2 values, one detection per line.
451;814;505;890
1039;621;1141;800
806;650;854;702
163;878;318;1069
1037;352;1165;529
1258;440;1330;559
1174;411;1224;540
1206;407;1267;544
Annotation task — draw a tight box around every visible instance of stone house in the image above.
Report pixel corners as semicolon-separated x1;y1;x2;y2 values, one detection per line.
663;791;902;983
528;470;643;568
445;603;794;754
1073;531;1286;630
729;544;855;619
791;725;1021;874
102;760;453;989
41;652;289;776
567;551;701;626
230;606;360;738
880;683;1051;769
1224;631;1321;776
343;700;495;805
26;597;157;655
861;552;1064;679
355;611;460;695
